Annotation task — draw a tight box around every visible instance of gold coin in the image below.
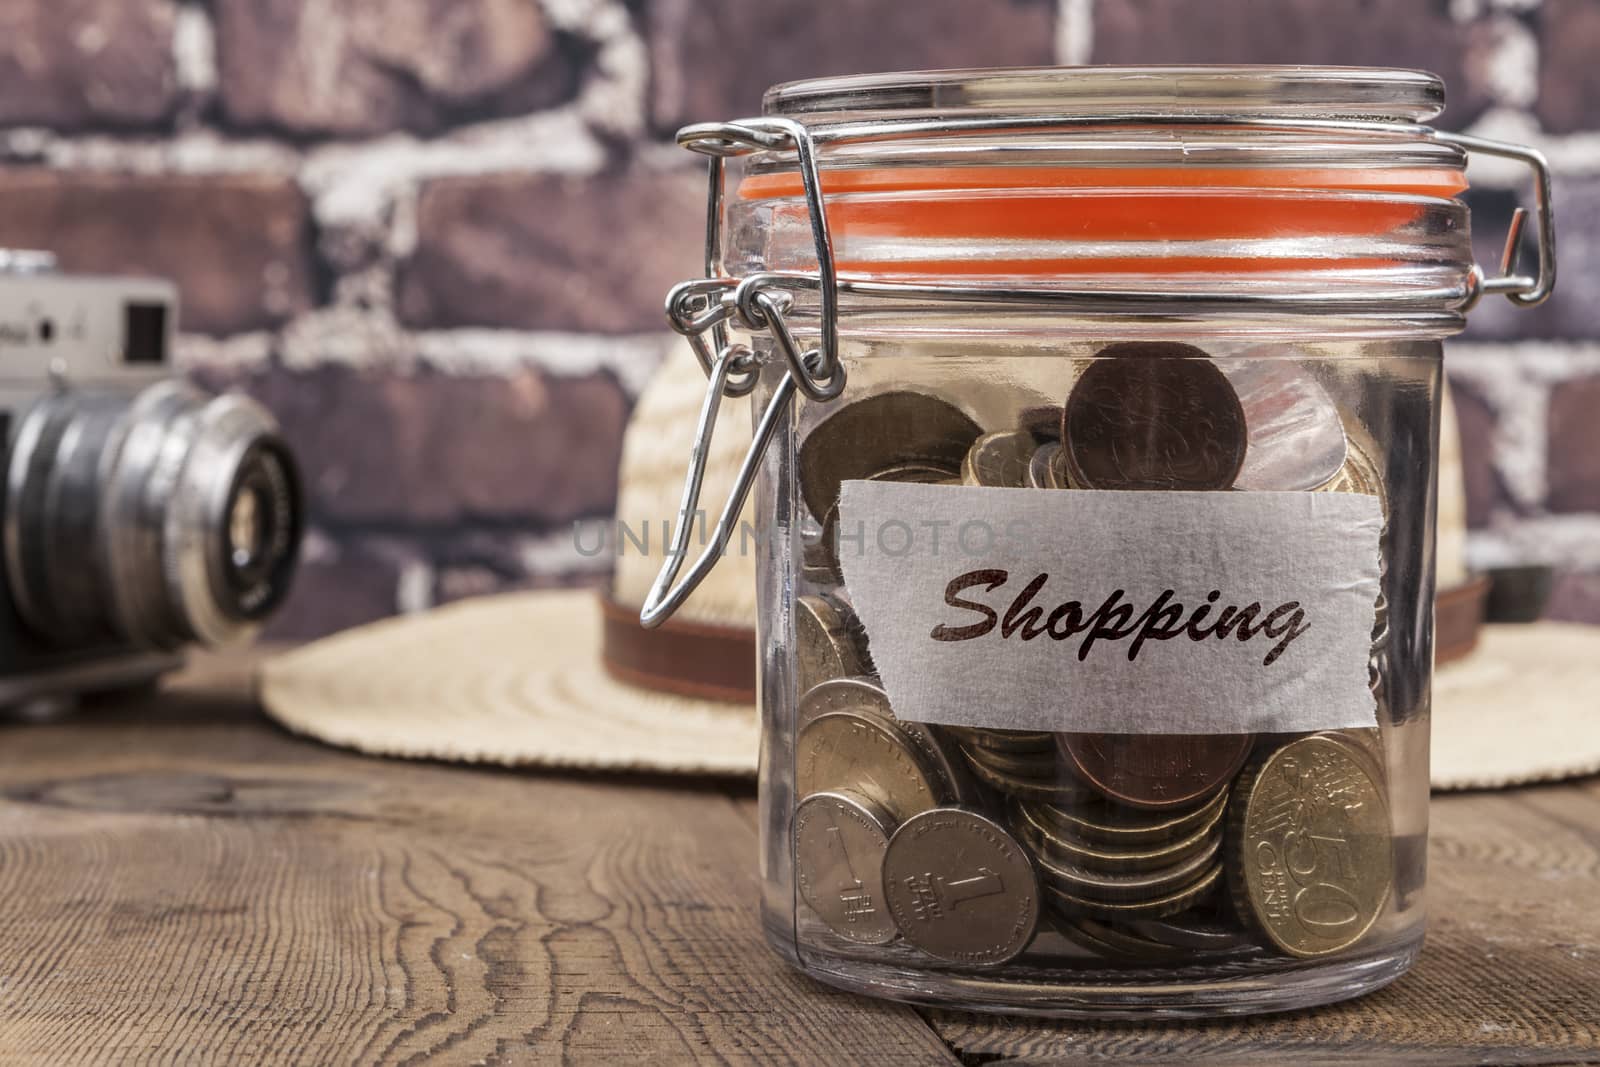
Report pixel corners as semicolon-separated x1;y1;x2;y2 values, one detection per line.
797;711;941;822
1045;862;1222;920
1033;788;1230;847
1230;733;1394;958
1012;798;1225;874
962;430;1036;488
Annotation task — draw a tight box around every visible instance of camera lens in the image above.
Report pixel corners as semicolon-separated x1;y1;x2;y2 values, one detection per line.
4;382;303;650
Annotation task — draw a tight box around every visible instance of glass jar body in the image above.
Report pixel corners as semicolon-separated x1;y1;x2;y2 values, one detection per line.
752;311;1440;1017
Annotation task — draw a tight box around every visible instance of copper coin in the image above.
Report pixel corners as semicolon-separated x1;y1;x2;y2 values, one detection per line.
1058;733;1254;811
1060;341;1246;491
798;390;981;520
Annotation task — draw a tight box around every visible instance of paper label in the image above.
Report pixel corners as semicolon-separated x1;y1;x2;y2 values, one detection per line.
836;483;1384;734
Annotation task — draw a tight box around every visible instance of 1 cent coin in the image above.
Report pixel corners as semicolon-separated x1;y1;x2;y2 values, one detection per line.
798;390;982;520
883;808;1040;966
794;790;899;945
1230;733;1394;958
1061;341;1247;491
1059;733;1254;811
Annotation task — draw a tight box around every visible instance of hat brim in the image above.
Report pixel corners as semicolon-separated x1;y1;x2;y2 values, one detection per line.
1431;622;1600;791
262;593;1600;791
260;589;759;777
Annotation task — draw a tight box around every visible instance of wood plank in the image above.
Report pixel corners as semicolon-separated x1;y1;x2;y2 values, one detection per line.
0;656;957;1066
931;779;1600;1065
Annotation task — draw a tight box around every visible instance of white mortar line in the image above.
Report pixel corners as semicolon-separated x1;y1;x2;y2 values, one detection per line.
1057;0;1094;66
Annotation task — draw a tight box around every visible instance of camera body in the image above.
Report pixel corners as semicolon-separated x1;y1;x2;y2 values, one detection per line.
0;251;302;712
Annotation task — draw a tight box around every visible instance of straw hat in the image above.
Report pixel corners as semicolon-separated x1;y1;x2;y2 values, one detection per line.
261;349;1600;790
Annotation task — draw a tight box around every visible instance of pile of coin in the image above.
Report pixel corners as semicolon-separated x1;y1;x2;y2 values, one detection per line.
788;341;1397;970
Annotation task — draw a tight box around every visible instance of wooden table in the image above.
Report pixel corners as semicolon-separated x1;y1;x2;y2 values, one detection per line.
0;654;1596;1065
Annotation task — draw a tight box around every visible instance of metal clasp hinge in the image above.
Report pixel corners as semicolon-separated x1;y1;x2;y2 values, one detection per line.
1436;130;1557;309
640;115;1560;628
639;119;846;627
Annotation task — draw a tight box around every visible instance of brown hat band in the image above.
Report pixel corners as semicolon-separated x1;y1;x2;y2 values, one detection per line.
1437;575;1490;667
600;592;758;704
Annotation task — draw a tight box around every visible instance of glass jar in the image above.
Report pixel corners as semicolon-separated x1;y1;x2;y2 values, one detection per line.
642;67;1555;1017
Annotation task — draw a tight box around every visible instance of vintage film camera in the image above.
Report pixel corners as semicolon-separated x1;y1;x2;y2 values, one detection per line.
0;250;303;713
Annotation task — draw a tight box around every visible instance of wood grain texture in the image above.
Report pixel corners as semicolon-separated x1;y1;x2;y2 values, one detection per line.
931;780;1600;1066
0;655;955;1066
0;652;1596;1065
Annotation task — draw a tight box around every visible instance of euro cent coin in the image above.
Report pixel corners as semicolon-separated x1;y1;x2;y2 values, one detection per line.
1231;733;1394;958
794;790;899;945
1059;733;1254;811
1061;341;1247;491
883;808;1040;966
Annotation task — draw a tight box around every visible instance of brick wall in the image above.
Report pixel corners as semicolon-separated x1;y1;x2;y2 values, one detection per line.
0;0;1596;637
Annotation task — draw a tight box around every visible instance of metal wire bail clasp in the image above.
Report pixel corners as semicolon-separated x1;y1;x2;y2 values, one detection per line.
1435;130;1557;308
640;118;845;628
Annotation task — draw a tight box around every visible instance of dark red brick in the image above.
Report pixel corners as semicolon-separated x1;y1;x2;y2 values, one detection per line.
1449;378;1508;528
644;0;1058;133
1092;0;1492;127
396;170;705;333
214;0;582;137
1464;178;1600;341
1546;570;1600;625
0;0;178;130
0;170;315;336
1548;375;1600;513
263;532;414;640
1537;0;1600;135
211;364;631;527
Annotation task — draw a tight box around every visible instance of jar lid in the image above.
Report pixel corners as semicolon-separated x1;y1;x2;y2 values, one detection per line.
765;66;1445;124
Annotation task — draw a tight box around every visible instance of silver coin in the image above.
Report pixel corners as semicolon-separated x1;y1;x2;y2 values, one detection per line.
1026;441;1071;490
1121;916;1259;953
795;594;867;697
798;390;982;521
1024;822;1223;902
963;754;1098;803
945;725;1056;754
794;791;899;945
1225;360;1348;492
962;430;1036;488
798;676;976;804
883;808;1040;966
807;462;960;585
1012;796;1228;874
797;711;941;821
